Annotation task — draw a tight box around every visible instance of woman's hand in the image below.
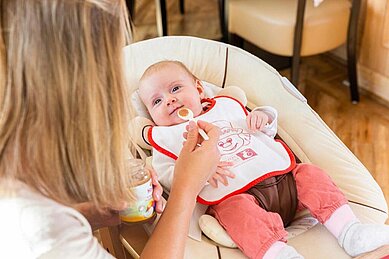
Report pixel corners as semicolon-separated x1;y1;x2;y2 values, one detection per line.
172;120;221;197
149;167;165;213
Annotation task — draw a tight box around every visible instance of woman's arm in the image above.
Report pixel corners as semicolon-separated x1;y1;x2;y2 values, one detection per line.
74;202;126;231
141;120;220;258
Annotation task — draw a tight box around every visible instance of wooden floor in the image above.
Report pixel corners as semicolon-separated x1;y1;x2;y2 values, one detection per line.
130;0;389;223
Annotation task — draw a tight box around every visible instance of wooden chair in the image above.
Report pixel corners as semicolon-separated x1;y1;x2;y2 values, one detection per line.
220;0;361;103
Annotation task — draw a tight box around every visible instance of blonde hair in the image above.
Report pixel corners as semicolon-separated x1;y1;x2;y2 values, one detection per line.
140;60;198;83
0;0;134;208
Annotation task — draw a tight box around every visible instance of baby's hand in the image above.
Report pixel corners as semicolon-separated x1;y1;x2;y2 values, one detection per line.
208;161;235;188
246;110;269;133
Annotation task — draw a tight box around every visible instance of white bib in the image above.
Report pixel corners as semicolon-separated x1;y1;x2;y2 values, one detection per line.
149;96;296;205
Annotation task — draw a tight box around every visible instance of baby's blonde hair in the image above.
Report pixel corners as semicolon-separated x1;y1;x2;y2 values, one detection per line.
0;0;134;208
140;60;198;83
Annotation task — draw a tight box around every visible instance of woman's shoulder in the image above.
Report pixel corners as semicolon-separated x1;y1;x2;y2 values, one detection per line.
1;181;85;223
0;181;100;258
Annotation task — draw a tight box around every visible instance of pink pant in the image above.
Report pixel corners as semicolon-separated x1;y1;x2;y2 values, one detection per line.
207;163;348;259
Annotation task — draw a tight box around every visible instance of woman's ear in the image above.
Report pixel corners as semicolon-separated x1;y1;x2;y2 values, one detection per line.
196;79;205;98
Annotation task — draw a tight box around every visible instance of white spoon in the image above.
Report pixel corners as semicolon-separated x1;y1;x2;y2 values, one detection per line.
177;108;209;140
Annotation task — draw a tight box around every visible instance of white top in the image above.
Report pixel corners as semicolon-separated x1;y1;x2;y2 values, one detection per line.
0;181;114;259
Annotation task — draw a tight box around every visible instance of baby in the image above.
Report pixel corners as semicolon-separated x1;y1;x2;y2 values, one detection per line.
138;60;389;259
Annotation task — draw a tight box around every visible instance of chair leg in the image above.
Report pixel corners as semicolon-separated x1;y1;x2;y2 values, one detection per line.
160;0;168;36
218;0;228;43
347;0;361;103
99;227;126;259
291;0;306;87
230;33;244;48
291;56;301;86
126;0;135;21
179;0;185;14
155;0;168;36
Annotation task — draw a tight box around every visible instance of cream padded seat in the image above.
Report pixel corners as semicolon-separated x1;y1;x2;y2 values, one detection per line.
121;36;388;258
228;0;350;56
224;0;361;103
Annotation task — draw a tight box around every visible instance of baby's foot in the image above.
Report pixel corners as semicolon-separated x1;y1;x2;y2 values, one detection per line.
338;220;389;257
275;245;304;259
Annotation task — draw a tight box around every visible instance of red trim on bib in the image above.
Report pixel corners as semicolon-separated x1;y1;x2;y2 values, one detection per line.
196;140;297;205
148;127;178;160
201;98;216;112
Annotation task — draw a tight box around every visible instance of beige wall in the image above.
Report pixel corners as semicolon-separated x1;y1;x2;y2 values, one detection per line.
358;0;389;102
331;0;389;103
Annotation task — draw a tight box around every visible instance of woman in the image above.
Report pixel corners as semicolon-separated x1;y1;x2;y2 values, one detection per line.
0;1;220;258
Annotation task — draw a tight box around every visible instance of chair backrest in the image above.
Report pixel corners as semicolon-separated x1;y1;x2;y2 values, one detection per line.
227;0;351;56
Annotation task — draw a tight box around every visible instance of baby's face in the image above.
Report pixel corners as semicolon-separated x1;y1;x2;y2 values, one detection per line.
139;63;204;126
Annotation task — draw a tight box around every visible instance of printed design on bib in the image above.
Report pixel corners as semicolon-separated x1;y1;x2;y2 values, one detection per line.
213;120;258;167
236;148;257;160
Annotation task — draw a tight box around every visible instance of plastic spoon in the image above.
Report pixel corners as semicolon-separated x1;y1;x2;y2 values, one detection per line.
177;108;209;140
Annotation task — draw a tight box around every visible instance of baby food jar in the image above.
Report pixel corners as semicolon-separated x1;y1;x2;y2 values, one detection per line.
120;159;155;224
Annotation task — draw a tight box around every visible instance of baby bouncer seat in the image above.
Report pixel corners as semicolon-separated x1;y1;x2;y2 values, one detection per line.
113;36;388;259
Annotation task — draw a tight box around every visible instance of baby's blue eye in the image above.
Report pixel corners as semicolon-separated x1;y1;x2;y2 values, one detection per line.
153;98;161;106
171;86;180;92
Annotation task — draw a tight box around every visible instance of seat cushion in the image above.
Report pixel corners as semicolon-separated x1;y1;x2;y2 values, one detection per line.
228;0;351;56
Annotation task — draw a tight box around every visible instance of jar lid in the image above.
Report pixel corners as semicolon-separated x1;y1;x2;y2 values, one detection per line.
127;159;148;183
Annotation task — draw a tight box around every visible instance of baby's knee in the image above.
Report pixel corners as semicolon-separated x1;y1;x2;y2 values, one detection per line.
293;163;329;181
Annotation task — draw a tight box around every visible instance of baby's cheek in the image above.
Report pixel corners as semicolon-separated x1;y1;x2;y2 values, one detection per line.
191;102;204;116
152;114;169;126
